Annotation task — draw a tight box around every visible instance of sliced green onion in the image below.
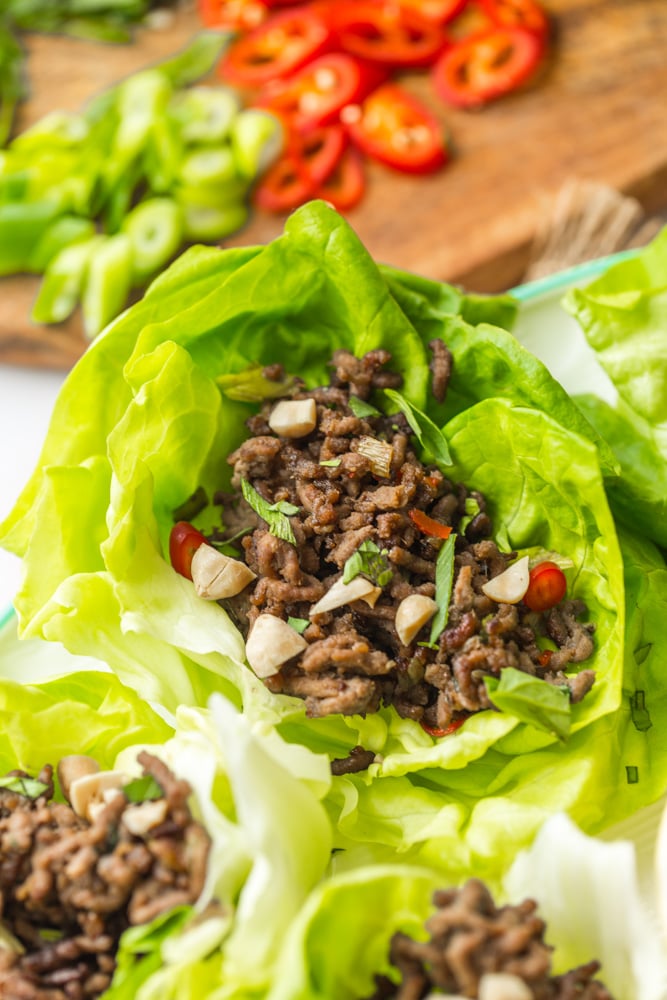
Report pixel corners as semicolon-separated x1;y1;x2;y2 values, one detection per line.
81;233;133;340
122;197;183;282
428;533;457;646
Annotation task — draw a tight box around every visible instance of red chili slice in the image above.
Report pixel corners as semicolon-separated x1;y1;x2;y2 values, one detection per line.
523;560;567;613
331;1;448;68
420;717;467;737
409;508;453;538
254;123;347;211
255;52;387;133
253;153;314;211
169;521;208;580
342;82;448;173
432;25;543;107
314;145;366;210
197;0;268;30
478;0;549;39
219;8;334;88
397;0;469;24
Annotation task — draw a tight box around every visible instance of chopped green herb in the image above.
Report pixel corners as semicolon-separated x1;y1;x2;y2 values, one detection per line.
634;642;652;666
348;395;381;418
428;533;456;646
123;775;163;803
210;525;253;557
287;616;310;634
343;539;393;587
626;765;639;785
458;497;480;534
484;668;572;742
216;362;298;402
241;478;299;545
319;458;342;468
0;774;49;799
384;389;451;467
172;485;208;523
630;690;652;732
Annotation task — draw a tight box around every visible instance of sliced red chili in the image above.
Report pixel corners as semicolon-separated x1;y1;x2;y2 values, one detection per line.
254;52;387;133
420;716;466;737
169;521;208;580
342;82;448;173
523;560;567;613
409;508;453;538
432;25;543;107
478;0;549;39
197;0;268;30
538;649;554;667
295;123;348;183
253;153;313;211
397;0;469;25
219;8;334;88
314;145;366;210
331;1;448;68
254;124;347;211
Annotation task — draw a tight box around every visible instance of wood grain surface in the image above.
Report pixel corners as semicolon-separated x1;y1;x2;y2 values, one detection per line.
2;0;667;369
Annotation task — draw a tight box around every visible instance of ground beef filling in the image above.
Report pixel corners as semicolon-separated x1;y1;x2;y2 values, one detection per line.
214;349;595;725
368;879;614;1000
0;753;209;1000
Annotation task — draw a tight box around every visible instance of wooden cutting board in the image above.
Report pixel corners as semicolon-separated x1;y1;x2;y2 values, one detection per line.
2;0;667;369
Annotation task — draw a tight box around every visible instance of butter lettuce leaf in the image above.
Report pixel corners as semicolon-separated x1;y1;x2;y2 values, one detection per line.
0;201;653;890
563;227;667;546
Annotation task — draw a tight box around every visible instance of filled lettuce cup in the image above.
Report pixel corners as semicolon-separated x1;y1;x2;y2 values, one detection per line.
0;675;332;999
1;202;664;884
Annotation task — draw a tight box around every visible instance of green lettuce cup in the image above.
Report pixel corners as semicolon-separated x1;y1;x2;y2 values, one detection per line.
0;201;657;885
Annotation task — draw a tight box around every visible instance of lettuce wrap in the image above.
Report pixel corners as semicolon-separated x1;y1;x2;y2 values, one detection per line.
0;201;662;886
563;226;667;548
0;663;333;999
267;810;667;1000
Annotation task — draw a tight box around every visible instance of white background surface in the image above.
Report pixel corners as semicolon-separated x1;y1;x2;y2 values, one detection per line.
0;364;66;610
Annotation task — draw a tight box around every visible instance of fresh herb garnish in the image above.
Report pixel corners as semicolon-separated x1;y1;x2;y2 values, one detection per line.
384;388;452;467
0;774;49;799
123;775;163;803
210;525;253;557
343;539;393;587
241;478;299;545
630;690;652;732
319;458;342;468
348;395;381;418
626;766;639;785
172;485;209;523
484;668;572;742
458;497;480;534
287;616;310;634
216;362;298;402
428;533;456;646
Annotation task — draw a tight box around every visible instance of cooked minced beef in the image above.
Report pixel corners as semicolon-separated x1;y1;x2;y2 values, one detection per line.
212;349;595;726
0;753;209;1000
367;879;614;1000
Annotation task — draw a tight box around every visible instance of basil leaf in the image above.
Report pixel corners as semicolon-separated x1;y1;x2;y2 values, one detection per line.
348;395;381;418
384;388;452;467
484;668;572;742
287;616;310;634
217;362;297;403
343;539;393;587
428;533;456;646
123;775;163;803
0;774;49;799
241;478;298;545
